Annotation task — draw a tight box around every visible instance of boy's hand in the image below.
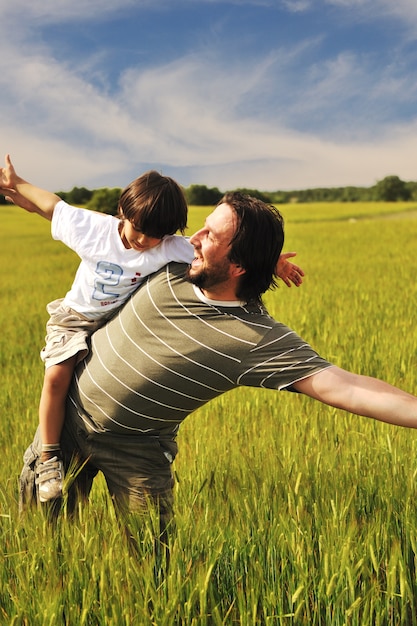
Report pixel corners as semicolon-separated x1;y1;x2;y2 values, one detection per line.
0;154;17;190
0;154;35;211
1;188;40;213
0;154;58;219
275;252;305;287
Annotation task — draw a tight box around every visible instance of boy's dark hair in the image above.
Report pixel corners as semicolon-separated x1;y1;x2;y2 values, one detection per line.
118;170;188;238
218;191;284;302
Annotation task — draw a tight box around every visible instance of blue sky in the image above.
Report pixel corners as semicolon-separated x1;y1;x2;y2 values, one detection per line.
1;0;417;192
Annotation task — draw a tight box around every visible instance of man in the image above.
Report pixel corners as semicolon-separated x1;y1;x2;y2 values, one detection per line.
18;191;417;541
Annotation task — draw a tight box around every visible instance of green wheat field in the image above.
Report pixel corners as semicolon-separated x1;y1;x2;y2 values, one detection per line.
1;201;417;625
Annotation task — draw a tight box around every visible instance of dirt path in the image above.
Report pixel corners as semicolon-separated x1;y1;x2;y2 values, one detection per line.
377;209;417;220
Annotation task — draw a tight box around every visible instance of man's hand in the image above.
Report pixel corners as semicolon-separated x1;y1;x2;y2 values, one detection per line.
276;252;305;287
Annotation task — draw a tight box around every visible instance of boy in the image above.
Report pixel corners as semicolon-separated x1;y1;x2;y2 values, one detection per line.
1;155;194;502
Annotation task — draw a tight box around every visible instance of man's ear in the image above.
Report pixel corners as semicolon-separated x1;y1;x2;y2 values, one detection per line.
231;263;246;278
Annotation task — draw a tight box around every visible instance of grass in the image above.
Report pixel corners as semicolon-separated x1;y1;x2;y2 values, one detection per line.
1;201;417;624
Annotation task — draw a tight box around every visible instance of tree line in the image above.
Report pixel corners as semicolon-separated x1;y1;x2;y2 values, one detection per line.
2;174;416;213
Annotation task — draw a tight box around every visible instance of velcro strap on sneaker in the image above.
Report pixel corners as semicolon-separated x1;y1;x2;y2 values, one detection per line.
35;461;63;485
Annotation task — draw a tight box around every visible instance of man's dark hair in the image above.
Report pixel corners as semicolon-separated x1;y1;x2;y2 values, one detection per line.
118;170;188;238
219;191;284;302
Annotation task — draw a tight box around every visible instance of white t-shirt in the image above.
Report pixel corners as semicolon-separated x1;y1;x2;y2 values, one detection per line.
51;200;194;319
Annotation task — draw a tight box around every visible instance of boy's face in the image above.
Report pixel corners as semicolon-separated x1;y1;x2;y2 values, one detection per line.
119;219;162;251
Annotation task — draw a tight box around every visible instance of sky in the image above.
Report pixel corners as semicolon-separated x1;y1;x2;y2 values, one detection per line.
1;0;417;193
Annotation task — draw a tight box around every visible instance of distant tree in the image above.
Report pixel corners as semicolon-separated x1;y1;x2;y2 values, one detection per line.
405;181;417;201
268;192;287;204
65;186;94;205
184;184;222;206
234;188;272;203
341;186;363;202
373;175;410;202
58;187;91;205
86;187;121;215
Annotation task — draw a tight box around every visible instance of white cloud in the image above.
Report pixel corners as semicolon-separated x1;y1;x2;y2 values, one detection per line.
2;36;417;192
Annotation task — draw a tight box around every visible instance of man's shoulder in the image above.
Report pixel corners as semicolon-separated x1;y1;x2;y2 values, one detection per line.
148;261;189;280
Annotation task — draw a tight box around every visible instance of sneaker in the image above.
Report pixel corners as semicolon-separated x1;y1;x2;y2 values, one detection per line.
36;456;64;502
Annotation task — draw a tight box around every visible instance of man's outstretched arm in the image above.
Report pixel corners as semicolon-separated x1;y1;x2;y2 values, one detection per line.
293;366;417;429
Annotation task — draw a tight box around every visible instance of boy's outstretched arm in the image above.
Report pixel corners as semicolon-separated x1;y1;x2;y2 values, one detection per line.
0;154;60;220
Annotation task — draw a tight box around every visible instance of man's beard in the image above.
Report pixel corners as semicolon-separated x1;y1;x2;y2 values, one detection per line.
185;261;231;291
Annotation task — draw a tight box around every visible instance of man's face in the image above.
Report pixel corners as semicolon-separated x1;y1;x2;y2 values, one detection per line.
187;203;241;297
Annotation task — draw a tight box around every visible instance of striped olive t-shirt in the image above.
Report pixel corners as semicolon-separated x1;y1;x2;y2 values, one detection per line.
67;262;332;436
